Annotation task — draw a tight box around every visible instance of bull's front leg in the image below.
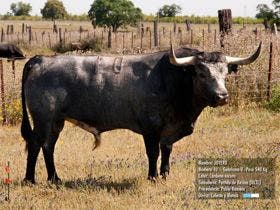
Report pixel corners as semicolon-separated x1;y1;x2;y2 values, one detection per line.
143;134;160;181
160;144;173;179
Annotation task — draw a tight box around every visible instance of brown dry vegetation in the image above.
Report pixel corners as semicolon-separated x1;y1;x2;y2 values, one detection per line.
0;107;279;209
0;20;279;209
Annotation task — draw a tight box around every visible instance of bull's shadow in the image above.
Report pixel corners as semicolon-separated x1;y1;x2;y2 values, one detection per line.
63;176;137;193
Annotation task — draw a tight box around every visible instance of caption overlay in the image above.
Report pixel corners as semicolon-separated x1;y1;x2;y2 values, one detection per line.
195;158;275;199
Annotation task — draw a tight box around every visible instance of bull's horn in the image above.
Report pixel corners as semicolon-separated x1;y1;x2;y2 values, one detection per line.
226;42;262;65
169;43;195;66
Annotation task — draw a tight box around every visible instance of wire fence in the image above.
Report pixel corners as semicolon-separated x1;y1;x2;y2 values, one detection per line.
0;21;279;125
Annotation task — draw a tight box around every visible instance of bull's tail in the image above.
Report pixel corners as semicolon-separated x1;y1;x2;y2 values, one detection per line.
93;134;101;150
21;58;35;147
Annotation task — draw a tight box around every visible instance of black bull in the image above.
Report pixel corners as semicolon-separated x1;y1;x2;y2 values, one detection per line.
21;43;261;183
0;43;25;59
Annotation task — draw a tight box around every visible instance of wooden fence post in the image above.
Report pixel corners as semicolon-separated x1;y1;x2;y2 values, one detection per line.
208;24;211;33
42;32;45;46
154;20;158;47
218;9;232;33
202;29;205;48
158;30;161;47
149;30;152;49
79;26;82;41
140;23;144;37
28;26;32;45
1;28;4;42
53;20;57;33
131;32;134;49
59;28;62;45
186;19;191;31
22;23;25;35
122;33;125;51
267;42;273;100
173;22;177;33
114;31;117;49
140;29;143;50
63;30;66;45
48;32;51;48
34;32;38;44
0;59;7;125
108;27;112;48
101;31;104;47
218;9;232;48
6;25;10;35
162;27;165;37
191;29;193;46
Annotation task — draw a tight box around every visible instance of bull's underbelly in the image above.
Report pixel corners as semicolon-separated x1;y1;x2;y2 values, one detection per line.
65;108;142;134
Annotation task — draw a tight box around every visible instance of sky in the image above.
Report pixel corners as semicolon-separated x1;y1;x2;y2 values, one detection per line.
0;0;273;17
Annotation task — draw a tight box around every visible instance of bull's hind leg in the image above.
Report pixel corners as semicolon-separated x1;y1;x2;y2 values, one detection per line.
24;134;41;183
160;144;173;179
42;120;64;183
24;121;52;184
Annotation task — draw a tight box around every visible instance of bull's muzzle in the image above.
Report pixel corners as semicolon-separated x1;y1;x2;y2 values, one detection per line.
213;93;229;106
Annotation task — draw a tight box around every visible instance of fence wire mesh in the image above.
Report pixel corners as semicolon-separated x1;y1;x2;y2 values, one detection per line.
0;21;279;125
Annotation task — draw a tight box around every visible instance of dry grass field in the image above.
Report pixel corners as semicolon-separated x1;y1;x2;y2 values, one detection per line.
0;20;279;209
0;107;279;209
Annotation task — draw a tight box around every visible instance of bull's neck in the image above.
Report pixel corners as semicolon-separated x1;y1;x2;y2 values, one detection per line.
159;58;206;124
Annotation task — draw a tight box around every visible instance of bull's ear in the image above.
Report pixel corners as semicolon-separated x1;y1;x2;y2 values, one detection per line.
228;64;238;74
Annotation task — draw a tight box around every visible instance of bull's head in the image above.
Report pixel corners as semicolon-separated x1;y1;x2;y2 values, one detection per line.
169;42;262;107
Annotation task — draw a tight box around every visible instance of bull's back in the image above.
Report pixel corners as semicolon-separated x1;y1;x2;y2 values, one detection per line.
24;55;152;131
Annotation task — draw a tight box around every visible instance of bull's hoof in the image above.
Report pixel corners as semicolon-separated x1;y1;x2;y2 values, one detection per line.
22;178;35;185
47;176;62;185
147;176;158;183
160;171;169;180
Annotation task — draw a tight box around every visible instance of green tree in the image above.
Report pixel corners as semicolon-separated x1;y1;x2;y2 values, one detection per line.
88;0;143;32
10;2;32;16
158;4;182;17
41;0;67;20
256;1;280;28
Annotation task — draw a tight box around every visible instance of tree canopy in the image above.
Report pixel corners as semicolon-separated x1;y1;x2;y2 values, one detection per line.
256;0;280;28
10;2;32;16
88;0;143;32
157;4;182;17
41;0;67;20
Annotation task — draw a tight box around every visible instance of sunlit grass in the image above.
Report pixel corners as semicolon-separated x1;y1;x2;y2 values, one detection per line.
0;107;279;209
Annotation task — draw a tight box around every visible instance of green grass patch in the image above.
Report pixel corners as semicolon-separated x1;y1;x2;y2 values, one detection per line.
265;85;280;112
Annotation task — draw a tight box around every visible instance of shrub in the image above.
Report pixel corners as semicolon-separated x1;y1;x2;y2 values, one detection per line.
52;42;73;53
6;99;22;125
264;85;280;112
52;37;102;53
80;37;102;52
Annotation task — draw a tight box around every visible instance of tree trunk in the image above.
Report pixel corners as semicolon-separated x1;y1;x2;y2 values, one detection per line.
112;25;117;33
